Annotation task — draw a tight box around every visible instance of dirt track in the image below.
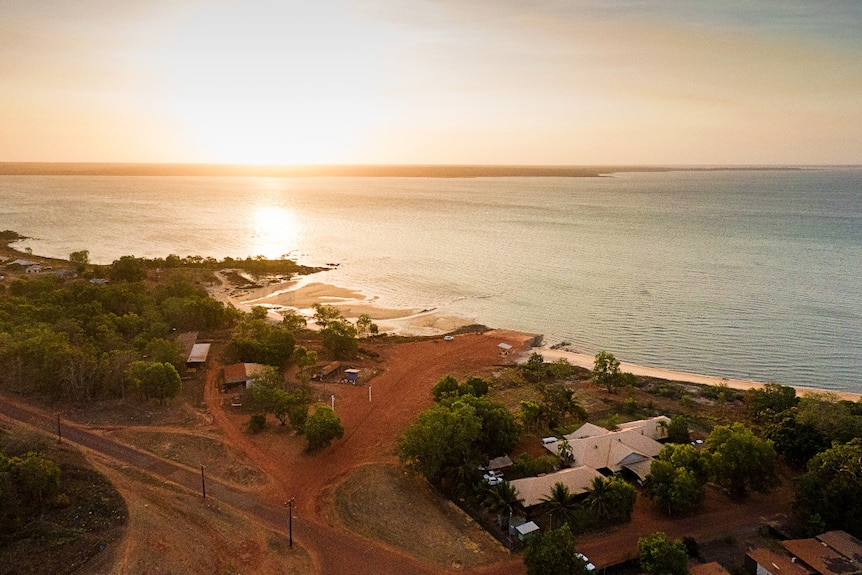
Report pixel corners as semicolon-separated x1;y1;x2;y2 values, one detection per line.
0;328;794;574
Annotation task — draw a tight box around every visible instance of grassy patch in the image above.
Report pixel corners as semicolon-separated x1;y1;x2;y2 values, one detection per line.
334;463;507;570
112;429;265;486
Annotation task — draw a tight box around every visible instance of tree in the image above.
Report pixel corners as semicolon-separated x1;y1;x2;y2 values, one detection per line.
143;337;185;371
519;400;542;430
523;352;548;382
586;475;637;523
355;314;378;337
523;524;589;575
539;384;586;429
592;351;622;393
320;319;358;359
542;482;580;529
795;439;862;536
445;394;522;457
646;460;703;516
131;361;182;405
304;405;344;450
432;374;460;402
638;532;688;575
463;375;490;397
69;249;89;271
110;255;147;282
745;383;798;423
707;423;777;497
666;416;690;444
311;303;343;328
397;402;482;490
483;480;520;529
764;408;826;469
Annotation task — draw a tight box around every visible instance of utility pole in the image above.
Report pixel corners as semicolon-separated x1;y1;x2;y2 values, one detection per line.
368;385;372;402
331;394;335;411
287;498;295;548
56;413;61;443
200;464;206;499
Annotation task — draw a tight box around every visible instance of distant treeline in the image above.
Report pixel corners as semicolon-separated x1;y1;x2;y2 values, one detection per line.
0;162;666;178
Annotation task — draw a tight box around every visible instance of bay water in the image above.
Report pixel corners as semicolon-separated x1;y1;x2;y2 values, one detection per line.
1;168;860;393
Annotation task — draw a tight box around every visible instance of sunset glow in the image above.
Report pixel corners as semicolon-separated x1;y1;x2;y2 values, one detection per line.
2;1;861;165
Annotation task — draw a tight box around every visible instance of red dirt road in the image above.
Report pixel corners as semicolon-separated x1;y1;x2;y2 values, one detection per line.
204;330;533;575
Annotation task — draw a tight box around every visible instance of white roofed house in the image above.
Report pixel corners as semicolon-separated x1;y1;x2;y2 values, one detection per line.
509;466;605;509
543;417;669;482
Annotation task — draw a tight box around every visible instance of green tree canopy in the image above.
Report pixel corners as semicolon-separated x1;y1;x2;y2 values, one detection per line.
542;482;580;529
320;319;358;360
523;524;589;575
304;405;344;450
397;402;482;490
745;383;798;423
795;439;862;537
130;361;182;405
592;351;622;393
707;422;777;497
638;532;688;575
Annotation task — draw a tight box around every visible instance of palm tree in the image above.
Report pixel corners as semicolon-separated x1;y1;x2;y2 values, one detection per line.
557;438;574;467
484;481;520;529
541;482;579;529
584;476;612;520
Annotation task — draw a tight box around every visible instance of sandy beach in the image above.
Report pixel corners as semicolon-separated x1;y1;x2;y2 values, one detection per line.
208;270;861;402
525;347;861;401
208;271;479;336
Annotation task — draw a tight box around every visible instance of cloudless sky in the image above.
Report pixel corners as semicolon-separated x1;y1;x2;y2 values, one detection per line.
2;0;861;165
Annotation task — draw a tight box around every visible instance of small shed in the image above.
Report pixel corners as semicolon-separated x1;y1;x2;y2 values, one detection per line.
187;343;211;366
512;521;540;542
319;361;341;381
498;342;513;356
344;368;360;384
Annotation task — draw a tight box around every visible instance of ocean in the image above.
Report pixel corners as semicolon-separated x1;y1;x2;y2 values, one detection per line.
1;168;860;393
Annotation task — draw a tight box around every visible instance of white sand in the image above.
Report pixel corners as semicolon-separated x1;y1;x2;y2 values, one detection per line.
526;348;861;401
209;270;860;401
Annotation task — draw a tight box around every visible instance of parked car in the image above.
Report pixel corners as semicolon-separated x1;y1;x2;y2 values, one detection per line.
483;470;503;486
575;553;596;572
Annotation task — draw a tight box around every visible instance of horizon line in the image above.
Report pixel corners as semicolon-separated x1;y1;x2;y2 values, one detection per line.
0;162;859;178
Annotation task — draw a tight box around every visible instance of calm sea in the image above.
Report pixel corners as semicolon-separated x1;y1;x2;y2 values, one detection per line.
1;169;860;393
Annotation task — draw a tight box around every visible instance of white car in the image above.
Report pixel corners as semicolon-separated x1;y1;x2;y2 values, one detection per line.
483;471;503;486
575;553;596;571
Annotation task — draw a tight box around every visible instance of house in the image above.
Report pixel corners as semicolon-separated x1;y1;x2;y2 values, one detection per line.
691;562;733;575
746;547;813;575
222;363;267;391
782;536;862;575
543;417;670;482
509;465;604;508
486;455;514;474
815;531;862;571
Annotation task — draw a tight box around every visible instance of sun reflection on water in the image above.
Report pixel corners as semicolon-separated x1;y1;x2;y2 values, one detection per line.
249;205;300;259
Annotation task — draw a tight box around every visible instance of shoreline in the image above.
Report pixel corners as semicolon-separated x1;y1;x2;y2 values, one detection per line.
209;271;862;402
5;237;858;402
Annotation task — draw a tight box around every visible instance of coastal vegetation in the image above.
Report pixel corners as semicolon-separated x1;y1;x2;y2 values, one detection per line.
3;235;862;572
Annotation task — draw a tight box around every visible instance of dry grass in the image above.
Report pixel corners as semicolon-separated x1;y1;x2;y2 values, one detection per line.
110;429;265;487
334;463;508;570
94;459;314;575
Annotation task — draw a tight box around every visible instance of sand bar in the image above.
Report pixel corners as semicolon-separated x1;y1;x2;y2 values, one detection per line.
209;270;860;401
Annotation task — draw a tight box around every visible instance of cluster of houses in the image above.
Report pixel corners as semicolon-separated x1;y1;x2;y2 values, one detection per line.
747;531;862;575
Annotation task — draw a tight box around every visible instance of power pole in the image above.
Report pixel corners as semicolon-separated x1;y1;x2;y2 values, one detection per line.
56;413;61;443
200;464;206;499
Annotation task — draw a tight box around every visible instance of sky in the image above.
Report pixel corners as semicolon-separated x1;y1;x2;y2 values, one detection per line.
2;0;861;165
